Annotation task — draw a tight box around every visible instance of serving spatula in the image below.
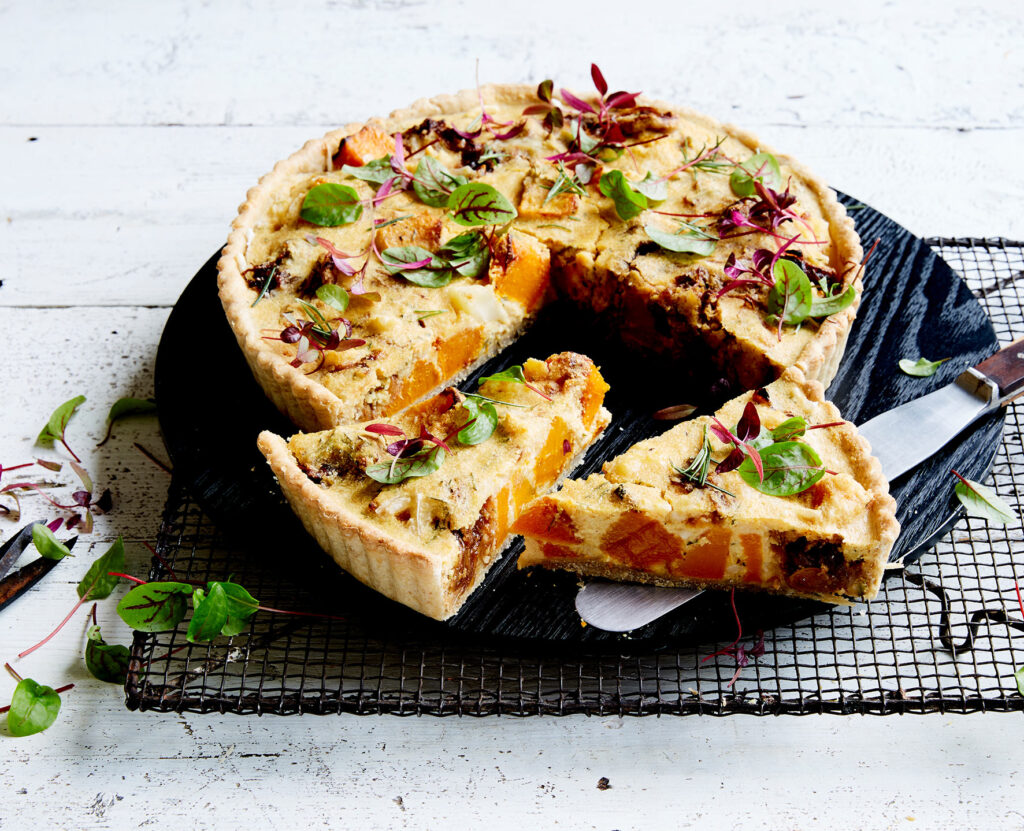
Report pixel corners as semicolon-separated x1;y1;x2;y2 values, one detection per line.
576;340;1024;632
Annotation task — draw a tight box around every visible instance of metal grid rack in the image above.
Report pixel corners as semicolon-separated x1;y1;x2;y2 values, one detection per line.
125;238;1024;717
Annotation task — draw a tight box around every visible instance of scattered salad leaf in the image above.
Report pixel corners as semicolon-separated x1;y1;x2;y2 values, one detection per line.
37;395;86;462
187;583;229;643
899;356;949;377
84;625;130;684
300;183;363;226
212;580;260;637
6;679;61;737
952;470;1016;526
478;365;551;400
767;259;813;338
32;523;71;560
341;156;396;187
116;581;193;632
808;284;857;318
673;425;734;497
631;171;668;203
97;397;157;446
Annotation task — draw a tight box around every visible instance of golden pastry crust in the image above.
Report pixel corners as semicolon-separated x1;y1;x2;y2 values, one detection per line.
515;367;898;604
219;84;863;432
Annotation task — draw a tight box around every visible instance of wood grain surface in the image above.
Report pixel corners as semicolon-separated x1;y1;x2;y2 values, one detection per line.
2;1;1023;829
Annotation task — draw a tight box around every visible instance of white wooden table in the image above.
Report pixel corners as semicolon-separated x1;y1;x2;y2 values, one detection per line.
2;1;1023;828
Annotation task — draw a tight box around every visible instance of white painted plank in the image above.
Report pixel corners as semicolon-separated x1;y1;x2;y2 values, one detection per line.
2;124;1022;309
2;0;1022;129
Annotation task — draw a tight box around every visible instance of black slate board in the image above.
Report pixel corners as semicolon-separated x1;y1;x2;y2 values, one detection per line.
154;194;1004;650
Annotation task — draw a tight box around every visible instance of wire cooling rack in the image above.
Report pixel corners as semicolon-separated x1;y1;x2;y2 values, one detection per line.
125;238;1024;716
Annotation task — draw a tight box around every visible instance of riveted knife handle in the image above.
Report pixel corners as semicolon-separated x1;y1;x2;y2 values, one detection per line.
976;337;1024;405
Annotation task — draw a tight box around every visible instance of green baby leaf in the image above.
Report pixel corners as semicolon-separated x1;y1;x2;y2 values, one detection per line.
898;356;949;377
6;679;61;737
300;183;363;226
116;581;193;632
84;625;130;684
447;183;518;227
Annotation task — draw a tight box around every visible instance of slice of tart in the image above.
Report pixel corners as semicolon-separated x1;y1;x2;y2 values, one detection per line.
258;352;610;620
513;368;898;605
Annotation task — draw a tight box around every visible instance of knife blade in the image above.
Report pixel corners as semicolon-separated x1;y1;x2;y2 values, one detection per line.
575;339;1024;632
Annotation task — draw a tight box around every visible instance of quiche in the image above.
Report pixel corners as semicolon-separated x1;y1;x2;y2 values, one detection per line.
218;72;863;433
513;368;899;604
257;353;610;620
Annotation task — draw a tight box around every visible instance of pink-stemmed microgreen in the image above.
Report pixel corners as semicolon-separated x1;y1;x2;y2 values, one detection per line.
36;396;85;464
701;588;766;689
951;469;1016;526
477;365;552;401
1;664;73;736
711;402;764;481
643;219;718;256
17;537;125;659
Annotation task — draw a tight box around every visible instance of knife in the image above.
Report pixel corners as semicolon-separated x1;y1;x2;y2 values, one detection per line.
576;339;1024;632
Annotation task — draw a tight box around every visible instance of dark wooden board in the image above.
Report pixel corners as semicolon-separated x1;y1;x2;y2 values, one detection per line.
154;195;1004;651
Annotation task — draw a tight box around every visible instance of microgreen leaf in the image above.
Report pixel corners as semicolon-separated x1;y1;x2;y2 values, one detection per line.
768;259;813;331
477;365;551;400
116;581;193;632
84;625;130;684
187;583;229;643
212;580;260;637
899;356;949;377
632;172;667;203
544;162;586;205
97;397;157;446
316;284;350;312
436;231;490;279
738;441;825;496
952;470;1016;526
457;398;498;445
341;156;396;187
37;395;86;458
643;224;717;256
6;679;61;737
448;183;518;226
379;246;452;287
300;183;363;226
771;417;807;443
32;523;71;560
730;152;783;198
412;155;468;207
808;284;857;318
366;445;445;485
598;169;648;220
77;536;125;601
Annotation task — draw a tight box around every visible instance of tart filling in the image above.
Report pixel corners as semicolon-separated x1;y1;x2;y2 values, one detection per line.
513;369;898;604
258;352;610;620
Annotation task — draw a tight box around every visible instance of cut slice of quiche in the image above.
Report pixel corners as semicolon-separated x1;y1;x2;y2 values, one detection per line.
258;352;610;620
513;369;899;604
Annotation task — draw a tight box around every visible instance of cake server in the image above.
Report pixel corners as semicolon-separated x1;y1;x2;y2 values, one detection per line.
576;339;1024;632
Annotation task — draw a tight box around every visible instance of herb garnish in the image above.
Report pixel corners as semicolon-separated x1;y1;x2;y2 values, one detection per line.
730;152;783;198
448;182;517;226
300;183;364;226
673;425;734;497
544;162;587;205
477;365;552;400
899;356;949;377
85;621;130;684
643;220;718;256
952;469;1016;526
598;169;649;221
413;155;469;207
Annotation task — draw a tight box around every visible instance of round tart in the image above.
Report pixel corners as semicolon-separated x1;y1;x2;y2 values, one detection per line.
219;78;863;432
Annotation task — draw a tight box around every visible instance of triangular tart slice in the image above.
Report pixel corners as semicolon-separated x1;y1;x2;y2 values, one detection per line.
258;352;610;620
513;368;898;604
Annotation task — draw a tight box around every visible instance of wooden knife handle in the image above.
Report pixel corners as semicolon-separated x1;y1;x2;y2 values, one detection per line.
976;336;1024;404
